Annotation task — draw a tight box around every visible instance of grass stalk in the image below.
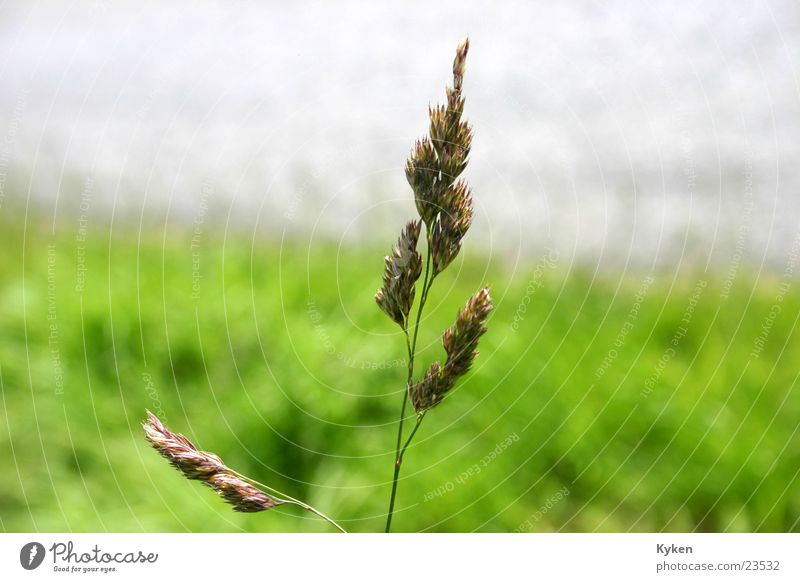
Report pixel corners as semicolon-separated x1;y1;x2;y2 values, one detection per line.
385;234;434;532
230;470;347;533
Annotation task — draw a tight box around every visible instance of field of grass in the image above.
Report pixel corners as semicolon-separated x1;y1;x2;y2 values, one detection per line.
1;214;799;533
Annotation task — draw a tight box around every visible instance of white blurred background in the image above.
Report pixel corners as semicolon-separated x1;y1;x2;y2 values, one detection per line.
0;0;798;268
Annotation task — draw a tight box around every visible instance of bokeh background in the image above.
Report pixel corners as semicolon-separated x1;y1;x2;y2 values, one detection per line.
1;0;799;532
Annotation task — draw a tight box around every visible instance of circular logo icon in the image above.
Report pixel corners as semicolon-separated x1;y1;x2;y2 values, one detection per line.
20;542;46;570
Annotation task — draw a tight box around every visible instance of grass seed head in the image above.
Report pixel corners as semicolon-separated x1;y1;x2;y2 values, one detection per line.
442;287;493;378
207;473;281;513
452;37;469;93
410;361;452;412
430;179;474;275
143;411;281;513
410;287;492;413
375;219;423;327
405;37;474;242
406;138;440;224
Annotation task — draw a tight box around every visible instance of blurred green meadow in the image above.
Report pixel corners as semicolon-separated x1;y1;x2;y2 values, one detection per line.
1;211;799;533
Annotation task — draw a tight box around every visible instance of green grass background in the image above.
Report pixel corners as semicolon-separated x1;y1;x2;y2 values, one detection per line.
1;212;798;533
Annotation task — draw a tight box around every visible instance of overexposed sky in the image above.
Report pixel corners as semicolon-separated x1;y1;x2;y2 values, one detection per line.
1;0;798;267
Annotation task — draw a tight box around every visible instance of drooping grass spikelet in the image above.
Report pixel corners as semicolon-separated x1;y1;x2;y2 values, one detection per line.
143;411;281;512
375;220;423;327
410;287;493;412
142;410;226;480
207;473;280;513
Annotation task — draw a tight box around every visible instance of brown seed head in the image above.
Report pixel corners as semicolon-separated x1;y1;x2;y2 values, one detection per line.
207;473;281;513
442;287;493;378
430;180;474;275
405;37;474;247
410;361;453;413
143;410;226;480
405;138;440;224
453;37;469;93
143;411;281;513
375;220;423;327
410;287;493;413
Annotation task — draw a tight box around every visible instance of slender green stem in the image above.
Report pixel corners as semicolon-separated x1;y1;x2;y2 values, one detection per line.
400;414;425;459
410;245;433;361
230;469;347;533
384;452;403;533
393;331;413;459
385;413;427;533
385;232;435;533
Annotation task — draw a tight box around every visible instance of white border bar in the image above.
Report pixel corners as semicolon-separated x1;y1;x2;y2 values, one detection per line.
1;534;797;581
